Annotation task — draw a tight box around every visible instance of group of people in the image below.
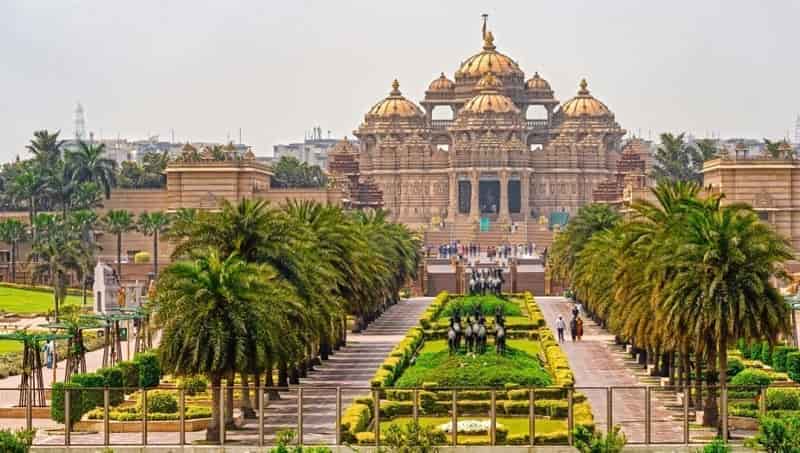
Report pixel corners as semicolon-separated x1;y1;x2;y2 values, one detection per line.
431;241;538;260
468;267;504;295
555;302;584;343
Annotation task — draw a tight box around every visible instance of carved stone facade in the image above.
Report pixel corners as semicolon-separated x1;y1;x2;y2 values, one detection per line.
330;22;627;245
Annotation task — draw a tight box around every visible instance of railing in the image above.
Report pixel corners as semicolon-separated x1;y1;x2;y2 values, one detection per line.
431;119;454;130
429;119;549;133
526;119;548;131
1;383;779;448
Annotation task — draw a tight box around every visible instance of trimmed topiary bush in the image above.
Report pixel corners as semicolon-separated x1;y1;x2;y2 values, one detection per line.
115;360;140;389
177;375;208;396
134;251;151;264
787;352;800;382
730;369;772;388
774;346;798;373
767;388;800;411
133;352;160;388
727;357;745;377
139;390;178;414
762;342;774;366
96;366;125;405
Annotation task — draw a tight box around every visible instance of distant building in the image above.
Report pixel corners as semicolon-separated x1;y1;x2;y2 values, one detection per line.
272;127;347;168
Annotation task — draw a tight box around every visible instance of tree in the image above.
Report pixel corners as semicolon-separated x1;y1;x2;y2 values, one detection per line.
548;203;620;283
26;130;64;169
102;210;136;278
650;133;717;183
67;141;117;199
270;156;327;188
8;165;46;229
138;211;171;278
30;215;82;322
0;219;28;283
154;251;296;441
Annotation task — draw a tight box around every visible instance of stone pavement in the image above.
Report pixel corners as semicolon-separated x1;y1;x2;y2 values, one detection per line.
537;296;688;444
24;297;433;447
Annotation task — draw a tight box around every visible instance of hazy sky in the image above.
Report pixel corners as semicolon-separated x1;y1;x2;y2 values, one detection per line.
1;1;799;161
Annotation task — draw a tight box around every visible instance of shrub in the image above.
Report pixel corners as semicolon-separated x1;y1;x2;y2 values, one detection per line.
573;425;626;453
773;346;798;372
788;352;800;382
755;416;800;453
177;375;208;396
767;388;800;411
0;429;33;453
379;400;413;418
382;420;446;452
340;403;370;443
700;438;731;453
134;251;151;264
96;367;125;405
763;343;774;366
727;357;744;377
139;390;178;414
50;373;104;425
747;342;762;360
730;369;772;388
115;360;140;389
133;352;160;388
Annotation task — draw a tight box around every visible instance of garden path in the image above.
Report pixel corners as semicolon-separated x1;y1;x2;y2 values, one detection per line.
537;296;690;444
232;296;434;445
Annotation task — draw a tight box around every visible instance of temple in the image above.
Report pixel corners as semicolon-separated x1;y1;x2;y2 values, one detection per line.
330;22;629;247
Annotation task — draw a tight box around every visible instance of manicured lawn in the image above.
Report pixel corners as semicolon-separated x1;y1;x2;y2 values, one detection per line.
395;340;551;387
380;416;566;441
0;286;86;314
439;295;523;319
0;342;22;354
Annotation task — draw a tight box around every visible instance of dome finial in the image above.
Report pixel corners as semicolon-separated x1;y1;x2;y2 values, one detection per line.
483;30;496;51
391;79;401;95
579;78;589;95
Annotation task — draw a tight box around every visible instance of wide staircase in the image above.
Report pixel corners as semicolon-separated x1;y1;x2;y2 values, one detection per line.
243;297;433;444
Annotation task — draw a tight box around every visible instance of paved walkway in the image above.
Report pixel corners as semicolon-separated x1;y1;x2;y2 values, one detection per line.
537;296;686;444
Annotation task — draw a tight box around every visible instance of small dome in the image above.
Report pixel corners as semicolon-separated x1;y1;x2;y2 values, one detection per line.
526;72;551;91
366;79;424;119
559;79;611;118
456;32;523;78
461;72;520;114
428;73;455;92
181;143;197;152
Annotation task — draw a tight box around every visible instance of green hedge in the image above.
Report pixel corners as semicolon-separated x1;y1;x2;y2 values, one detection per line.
730;369;772;387
50;373;104;424
340;403;371;443
767;388;800;410
133;352;161;388
773;346;798;372
95;367;124;405
787;352;800;382
115;360;140;389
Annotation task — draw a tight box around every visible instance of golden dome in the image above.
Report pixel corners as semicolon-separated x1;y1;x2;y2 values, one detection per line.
428;73;455;92
456;32;523;78
461;72;520;114
559;79;611;118
366;79;424;119
526;72;551;91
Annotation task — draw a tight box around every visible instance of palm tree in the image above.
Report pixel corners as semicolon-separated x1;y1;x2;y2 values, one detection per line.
650;133;698;182
102;210;136;278
26;130;64;169
45;159;79;218
154;251;296;442
138;211;171;278
8;165;46;229
31;215;82;322
67;141;117;198
663;195;792;430
0;219;28;283
548;203;620;283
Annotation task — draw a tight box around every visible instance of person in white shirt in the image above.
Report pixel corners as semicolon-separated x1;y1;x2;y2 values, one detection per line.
555;315;566;343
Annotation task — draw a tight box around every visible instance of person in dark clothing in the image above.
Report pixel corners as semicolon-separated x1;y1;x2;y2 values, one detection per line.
569;317;578;342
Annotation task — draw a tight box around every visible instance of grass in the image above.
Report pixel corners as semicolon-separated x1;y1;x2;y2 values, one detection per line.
439;295;523;319
0;286;86;315
380;416;566;441
395;340;551;388
0;342;22;354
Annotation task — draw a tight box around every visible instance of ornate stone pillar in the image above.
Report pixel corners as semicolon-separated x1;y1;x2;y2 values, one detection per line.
499;170;509;221
447;172;457;221
521;171;531;221
470;170;479;220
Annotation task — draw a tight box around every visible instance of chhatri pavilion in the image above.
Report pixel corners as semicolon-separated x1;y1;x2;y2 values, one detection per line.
328;20;632;246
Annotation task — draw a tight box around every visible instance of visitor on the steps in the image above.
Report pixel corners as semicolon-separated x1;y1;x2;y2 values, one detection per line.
555;315;566;343
577;317;584;341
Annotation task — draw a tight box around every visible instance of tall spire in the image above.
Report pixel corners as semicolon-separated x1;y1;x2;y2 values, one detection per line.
482;13;488;40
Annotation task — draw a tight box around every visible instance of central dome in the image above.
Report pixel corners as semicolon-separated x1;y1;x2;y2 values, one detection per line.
456;32;523;78
461;72;520;114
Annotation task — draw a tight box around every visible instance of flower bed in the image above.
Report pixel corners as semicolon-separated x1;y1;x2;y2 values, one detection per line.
353;291;589;445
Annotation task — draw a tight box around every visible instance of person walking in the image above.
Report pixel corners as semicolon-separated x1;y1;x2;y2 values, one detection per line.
44;339;55;369
569;316;578;342
555;315;566;343
571;304;579;319
577;317;584;341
